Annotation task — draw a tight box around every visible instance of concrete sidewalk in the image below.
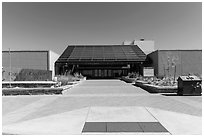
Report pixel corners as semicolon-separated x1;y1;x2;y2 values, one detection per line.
2;80;202;135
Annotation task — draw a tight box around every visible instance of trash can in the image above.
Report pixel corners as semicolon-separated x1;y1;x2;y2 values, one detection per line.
177;75;202;95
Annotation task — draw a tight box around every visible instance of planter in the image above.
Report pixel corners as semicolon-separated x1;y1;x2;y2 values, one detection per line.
2;87;63;96
2;81;57;88
121;76;136;83
135;81;177;93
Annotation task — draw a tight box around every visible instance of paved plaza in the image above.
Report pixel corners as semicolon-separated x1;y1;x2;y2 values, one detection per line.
2;80;202;135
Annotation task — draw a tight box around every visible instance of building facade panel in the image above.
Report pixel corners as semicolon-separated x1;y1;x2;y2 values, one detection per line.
2;50;59;81
180;50;202;76
146;51;159;76
49;51;60;78
2;51;49;70
158;50;182;77
133;40;155;55
148;50;202;78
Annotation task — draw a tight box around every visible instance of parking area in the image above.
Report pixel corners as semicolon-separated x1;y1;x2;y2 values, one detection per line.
2;80;202;135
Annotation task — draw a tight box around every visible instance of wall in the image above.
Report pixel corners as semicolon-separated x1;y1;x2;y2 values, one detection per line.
151;50;202;77
147;51;159;76
15;69;52;81
133;40;155;55
158;50;181;77
49;50;60;79
2;51;48;70
2;51;49;81
180;50;202;76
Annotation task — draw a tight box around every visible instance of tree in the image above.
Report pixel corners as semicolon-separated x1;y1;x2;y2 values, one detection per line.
171;55;179;83
164;52;179;85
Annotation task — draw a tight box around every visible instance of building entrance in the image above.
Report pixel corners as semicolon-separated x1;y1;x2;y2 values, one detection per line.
56;63;144;79
80;69;128;79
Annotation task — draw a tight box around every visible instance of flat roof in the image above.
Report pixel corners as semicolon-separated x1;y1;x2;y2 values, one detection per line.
56;45;146;63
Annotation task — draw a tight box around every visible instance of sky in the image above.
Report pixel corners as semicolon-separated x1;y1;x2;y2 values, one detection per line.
2;2;202;55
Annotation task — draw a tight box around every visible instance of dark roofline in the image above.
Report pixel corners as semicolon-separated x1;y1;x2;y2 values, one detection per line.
56;44;147;63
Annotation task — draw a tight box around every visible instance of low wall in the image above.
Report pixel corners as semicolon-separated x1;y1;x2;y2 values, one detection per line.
2;81;57;88
2;68;52;81
135;81;177;93
121;76;136;83
2;87;63;96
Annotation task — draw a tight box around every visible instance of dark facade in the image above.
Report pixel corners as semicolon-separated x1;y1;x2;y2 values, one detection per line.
147;50;202;78
55;45;147;78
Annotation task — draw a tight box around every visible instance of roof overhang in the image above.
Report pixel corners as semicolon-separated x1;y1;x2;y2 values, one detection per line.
56;45;147;64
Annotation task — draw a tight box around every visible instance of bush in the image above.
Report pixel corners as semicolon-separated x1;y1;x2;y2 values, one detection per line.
128;72;140;78
136;76;178;86
74;72;84;79
2;67;22;81
15;69;52;81
56;74;80;86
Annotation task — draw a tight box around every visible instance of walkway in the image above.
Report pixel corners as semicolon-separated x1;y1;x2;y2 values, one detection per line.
2;80;202;135
64;79;150;95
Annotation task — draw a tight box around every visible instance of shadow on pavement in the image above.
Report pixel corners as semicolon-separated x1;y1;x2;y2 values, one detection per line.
161;93;202;96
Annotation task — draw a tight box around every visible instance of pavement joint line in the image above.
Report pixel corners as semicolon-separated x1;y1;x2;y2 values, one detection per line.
82;122;169;133
62;80;84;94
61;94;152;97
137;121;144;132
82;132;171;135
81;106;91;134
144;107;172;135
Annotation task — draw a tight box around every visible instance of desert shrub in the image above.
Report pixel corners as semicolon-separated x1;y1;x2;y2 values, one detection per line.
15;69;52;81
128;72;140;78
137;76;178;86
2;67;22;81
56;74;80;86
74;72;84;79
